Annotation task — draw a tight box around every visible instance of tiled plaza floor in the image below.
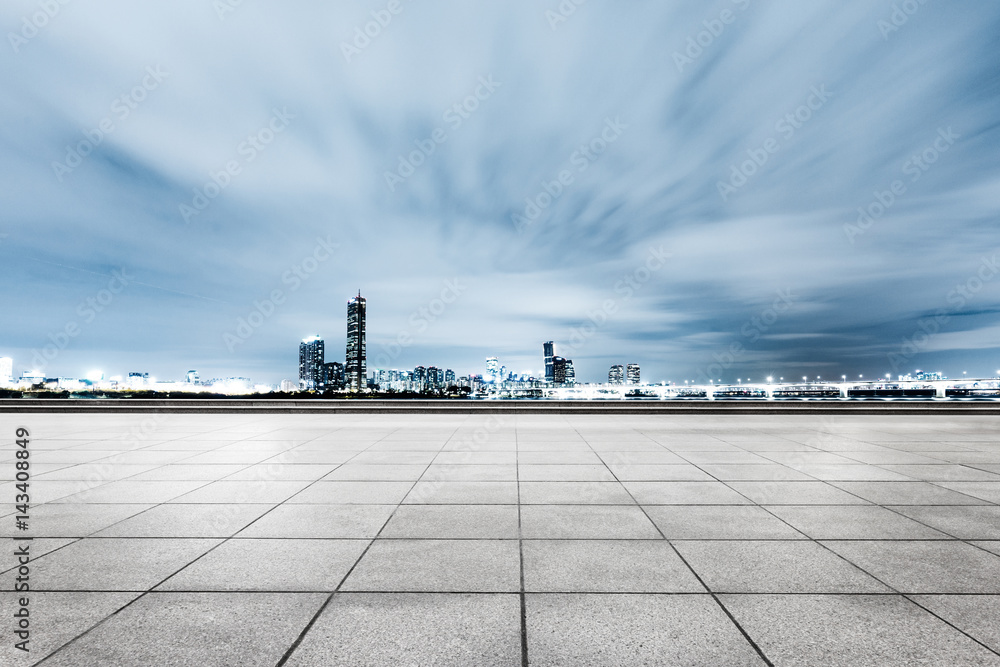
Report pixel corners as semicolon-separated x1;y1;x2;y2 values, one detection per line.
2;412;1000;666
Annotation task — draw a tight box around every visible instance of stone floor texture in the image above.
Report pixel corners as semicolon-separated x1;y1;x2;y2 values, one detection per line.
2;412;1000;666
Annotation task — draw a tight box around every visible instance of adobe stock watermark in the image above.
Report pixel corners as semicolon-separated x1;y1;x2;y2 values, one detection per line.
180;107;295;223
52;66;169;182
340;0;415;63
693;288;797;384
374;279;468;367
8;0;72;54
888;254;998;372
512;117;627;232
544;0;588;31
717;85;833;202
213;0;248;21
223;236;338;352
384;75;502;192
29;269;134;375
844;126;959;244
878;0;932;40
563;246;672;353
673;0;752;73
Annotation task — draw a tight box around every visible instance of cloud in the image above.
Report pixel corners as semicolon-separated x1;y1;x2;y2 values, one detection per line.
2;0;999;383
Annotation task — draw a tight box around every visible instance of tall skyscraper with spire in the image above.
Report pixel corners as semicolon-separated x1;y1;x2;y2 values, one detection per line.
346;292;367;391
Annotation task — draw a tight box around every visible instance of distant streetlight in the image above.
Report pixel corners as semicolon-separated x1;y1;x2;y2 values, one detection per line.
767;376;773;383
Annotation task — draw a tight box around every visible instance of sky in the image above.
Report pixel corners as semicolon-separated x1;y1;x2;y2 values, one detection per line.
2;0;1000;385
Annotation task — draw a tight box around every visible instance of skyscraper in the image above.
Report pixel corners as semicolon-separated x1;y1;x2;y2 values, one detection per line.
627;363;640;385
565;360;576;385
543;342;554;382
346;292;366;391
552;356;567;384
323;361;345;390
609;364;624;385
299;336;324;389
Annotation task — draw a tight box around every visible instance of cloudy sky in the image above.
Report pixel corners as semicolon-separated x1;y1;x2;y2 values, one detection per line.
3;0;999;384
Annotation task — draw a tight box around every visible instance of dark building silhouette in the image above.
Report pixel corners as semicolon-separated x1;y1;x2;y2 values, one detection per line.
627;363;640;385
298;336;324;389
322;361;345;390
609;364;624;385
543;341;555;382
346;292;366;391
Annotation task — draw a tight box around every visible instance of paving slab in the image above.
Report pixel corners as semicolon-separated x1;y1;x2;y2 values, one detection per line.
912;595;1000;653
824;540;1000;593
721;594;1000;667
340;539;520;592
523;540;704;592
158;539;369;591
765;505;950;540
379;504;519;539
674;540;891;593
646;505;805;540
520;505;662;539
37;593;326;667
284;593;521;667
525;594;766;666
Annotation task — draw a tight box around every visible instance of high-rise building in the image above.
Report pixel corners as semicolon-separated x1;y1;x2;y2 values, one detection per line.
0;357;13;385
565;360;575;385
413;366;427;391
299;336;325;389
543;342;554;382
186;370;200;384
323;361;345;390
445;369;456;387
627;363;640;385
346;292;366;391
427;367;441;390
552;356;567;384
609;365;624;385
486;357;500;383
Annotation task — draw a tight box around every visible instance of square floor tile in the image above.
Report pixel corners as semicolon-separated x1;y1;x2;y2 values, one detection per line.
168;480;310;504
284;593;521;667
403;481;518;504
721;594;1000;667
824;540;1000;593
624;481;751;505
36;593;326;667
0;592;139;665
520;505;661;539
608;464;714;481
888;506;1000;539
765;505;949;540
525;594;765;666
674;541;890;593
523;540;704;592
94;504;275;538
420;465;518;482
31;538;219;591
519;481;635;505
517;464;616;482
341;539;520;592
0;504;153;538
379;505;519;539
912;595;1000;653
159;539;369;591
288;481;413;504
324;465;427;481
236;504;394;539
646;505;805;539
828;481;987;505
728;481;870;505
698;464;813;481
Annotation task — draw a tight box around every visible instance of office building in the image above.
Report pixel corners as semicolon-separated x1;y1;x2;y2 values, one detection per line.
413;366;427;391
543;342;555;382
346;292;367;391
186;370;200;384
627;363;640;385
323;361;345;390
609;364;624;385
445;369;456;387
565;360;575;385
299;335;325;389
552;356;567;384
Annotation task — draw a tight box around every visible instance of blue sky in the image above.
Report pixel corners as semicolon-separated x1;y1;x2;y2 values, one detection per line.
2;0;999;384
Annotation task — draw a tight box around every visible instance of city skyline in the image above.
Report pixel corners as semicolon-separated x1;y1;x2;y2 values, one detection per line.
3;1;1000;385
